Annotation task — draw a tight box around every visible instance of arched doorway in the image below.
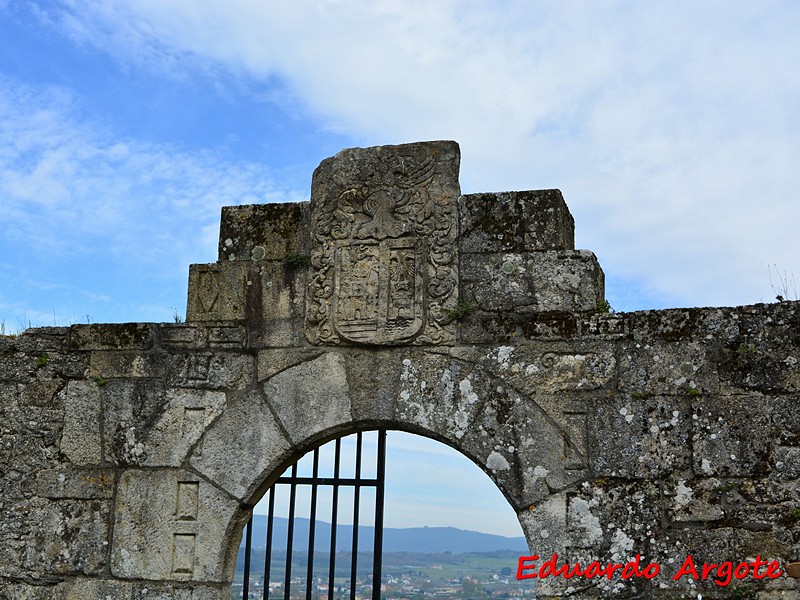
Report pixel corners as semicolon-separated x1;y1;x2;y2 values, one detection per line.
231;429;528;599
180;350;575;596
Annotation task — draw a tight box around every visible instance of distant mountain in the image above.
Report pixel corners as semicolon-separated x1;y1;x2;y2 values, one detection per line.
241;516;528;554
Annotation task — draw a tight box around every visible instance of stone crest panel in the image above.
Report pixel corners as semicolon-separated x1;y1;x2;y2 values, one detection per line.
333;238;423;343
305;141;461;345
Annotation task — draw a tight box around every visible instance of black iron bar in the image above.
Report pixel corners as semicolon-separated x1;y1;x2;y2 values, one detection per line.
263;488;275;600
349;432;363;600
306;448;320;600
248;431;387;600
243;515;253;599
371;430;387;600
285;463;298;599
327;438;341;600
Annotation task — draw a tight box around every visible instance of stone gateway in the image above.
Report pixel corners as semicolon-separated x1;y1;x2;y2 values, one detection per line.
0;141;798;599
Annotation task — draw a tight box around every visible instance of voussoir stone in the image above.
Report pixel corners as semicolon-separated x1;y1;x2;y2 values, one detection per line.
189;389;292;502
263;352;352;445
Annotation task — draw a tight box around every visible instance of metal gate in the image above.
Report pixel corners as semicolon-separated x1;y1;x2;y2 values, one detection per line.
239;430;387;599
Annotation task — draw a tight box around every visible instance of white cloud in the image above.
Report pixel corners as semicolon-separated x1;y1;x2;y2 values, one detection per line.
33;0;800;309
0;75;305;325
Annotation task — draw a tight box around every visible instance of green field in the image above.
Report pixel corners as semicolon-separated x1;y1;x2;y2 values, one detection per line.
231;550;536;599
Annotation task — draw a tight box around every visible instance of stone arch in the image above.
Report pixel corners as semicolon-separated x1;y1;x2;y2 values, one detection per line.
185;349;584;586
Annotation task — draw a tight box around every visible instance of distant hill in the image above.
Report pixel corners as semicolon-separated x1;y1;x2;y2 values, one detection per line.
242;516;528;554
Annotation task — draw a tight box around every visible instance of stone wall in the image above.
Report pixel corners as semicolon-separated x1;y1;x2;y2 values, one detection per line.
0;141;798;599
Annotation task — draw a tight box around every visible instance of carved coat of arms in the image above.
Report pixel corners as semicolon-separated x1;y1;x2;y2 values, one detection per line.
305;141;460;345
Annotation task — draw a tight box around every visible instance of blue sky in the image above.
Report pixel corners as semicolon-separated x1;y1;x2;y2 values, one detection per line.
264;431;522;538
1;1;799;536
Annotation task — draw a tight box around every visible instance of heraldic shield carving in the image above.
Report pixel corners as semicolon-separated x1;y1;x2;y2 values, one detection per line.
305;141;461;345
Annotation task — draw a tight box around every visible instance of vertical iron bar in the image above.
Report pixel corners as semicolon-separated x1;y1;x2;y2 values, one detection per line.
349;433;363;600
328;438;341;600
263;488;276;600
285;463;298;598
306;449;320;600
252;431;386;600
371;430;387;600
243;515;253;600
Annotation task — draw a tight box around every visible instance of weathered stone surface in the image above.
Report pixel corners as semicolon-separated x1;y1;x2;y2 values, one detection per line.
511;396;592;500
663;477;726;523
0;386;15;480
393;351;573;506
36;467;114;499
166;352;254;390
627;303;800;394
478;343;616;392
69;323;156;351
581;311;627;338
691;395;772;476
264;353;352;445
716;328;800;393
89;350;167;379
13;327;70;353
101;380;165;466
189;389;291;501
393;352;485;444
0;498;42;574
773;445;800;480
770;395;800;447
617;339;719;395
460;190;574;253
346;349;403;423
249;259;307;347
738;477;800;505
35;350;88;380
218;201;309;263
22;499;110;575
559;481;664;596
256;348;323;382
132;581;229;600
0;580;68;600
589;396;692;478
111;469;239;582
159;323;247;350
666;527;794;595
65;579;133;600
20;378;66;408
457;310;584;343
517;493;568;590
461;250;604;314
305;141;461;346
502;391;593;474
185;263;247;322
141;389;227;467
0;384;63;500
60;381;102;466
0;350;39;383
